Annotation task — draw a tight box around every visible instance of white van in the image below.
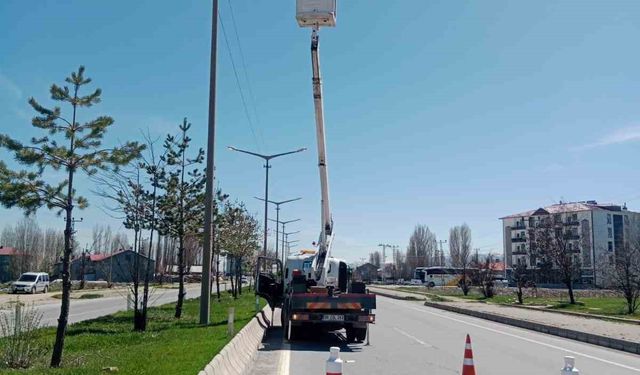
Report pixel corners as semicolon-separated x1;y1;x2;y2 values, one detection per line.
11;272;50;294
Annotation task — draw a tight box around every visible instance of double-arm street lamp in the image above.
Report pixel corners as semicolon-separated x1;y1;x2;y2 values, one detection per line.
255;197;301;262
270;218;301;263
227;146;306;256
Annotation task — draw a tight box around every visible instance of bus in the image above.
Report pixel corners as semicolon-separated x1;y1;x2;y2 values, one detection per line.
413;267;465;287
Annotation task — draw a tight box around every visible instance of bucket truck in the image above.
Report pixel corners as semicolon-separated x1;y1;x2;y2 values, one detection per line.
255;0;376;343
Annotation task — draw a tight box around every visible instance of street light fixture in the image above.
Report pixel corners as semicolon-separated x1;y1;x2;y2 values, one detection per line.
227;146;306;256
270;218;301;263
255;197;301;262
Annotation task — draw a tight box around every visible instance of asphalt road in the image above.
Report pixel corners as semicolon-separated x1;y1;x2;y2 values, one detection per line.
1;283;211;330
251;295;640;374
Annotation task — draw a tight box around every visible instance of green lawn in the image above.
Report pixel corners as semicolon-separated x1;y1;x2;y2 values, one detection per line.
395;286;640;320
0;290;264;374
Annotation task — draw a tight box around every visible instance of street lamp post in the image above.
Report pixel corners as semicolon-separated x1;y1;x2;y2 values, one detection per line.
270;218;301;263
228;146;305;256
255;197;301;262
283;231;300;261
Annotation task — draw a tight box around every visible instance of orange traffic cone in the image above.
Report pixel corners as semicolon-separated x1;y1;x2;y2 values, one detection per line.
461;334;477;375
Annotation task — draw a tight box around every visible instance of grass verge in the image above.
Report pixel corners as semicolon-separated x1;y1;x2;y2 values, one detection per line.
395;286;640;320
0;290;264;374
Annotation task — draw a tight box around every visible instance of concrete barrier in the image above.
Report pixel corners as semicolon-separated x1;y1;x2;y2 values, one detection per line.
198;306;271;375
423;301;640;355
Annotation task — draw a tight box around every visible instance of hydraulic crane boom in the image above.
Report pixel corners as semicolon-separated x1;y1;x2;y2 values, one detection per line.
309;28;334;285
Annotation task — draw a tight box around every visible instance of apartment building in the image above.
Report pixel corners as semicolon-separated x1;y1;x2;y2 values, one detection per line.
501;201;640;286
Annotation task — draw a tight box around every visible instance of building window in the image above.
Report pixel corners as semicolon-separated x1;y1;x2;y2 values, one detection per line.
608;242;613;252
624;215;630;225
607;214;612;224
608;228;613;238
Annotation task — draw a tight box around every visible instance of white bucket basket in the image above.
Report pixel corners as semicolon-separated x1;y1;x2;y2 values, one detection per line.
296;0;337;28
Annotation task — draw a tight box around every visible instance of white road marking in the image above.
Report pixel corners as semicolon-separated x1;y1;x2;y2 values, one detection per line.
393;326;432;347
385;299;640;372
277;342;291;375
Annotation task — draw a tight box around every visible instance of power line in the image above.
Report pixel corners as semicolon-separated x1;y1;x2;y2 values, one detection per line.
225;0;266;150
218;11;261;151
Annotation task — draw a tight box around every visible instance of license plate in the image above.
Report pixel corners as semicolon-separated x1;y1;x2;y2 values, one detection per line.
322;314;344;322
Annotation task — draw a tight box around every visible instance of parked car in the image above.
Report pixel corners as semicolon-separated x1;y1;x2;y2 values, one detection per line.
11;272;50;294
492;277;509;288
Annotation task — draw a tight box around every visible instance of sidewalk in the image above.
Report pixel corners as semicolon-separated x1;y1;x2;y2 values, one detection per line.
369;286;640;343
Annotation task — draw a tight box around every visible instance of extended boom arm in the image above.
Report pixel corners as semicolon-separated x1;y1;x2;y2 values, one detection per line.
309;28;334;285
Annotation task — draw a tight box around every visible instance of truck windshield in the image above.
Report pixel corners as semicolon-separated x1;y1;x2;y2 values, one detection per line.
18;274;37;282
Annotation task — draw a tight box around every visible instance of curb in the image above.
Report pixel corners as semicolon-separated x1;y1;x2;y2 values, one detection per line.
503;301;640;325
423;301;640;355
370;288;426;301
198;305;271;375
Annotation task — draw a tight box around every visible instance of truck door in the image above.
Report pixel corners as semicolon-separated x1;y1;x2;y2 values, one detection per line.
256;256;284;309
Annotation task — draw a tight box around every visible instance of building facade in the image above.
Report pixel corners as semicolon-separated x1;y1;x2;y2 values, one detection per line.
54;249;155;283
501;201;640;287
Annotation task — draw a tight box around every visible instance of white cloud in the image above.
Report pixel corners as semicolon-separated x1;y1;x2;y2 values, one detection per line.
0;72;22;99
574;126;640;151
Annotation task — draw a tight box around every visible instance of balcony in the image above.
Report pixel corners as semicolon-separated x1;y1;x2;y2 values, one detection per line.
563;220;579;226
564;233;580;240
512;250;527;255
511;237;527;243
511;224;526;230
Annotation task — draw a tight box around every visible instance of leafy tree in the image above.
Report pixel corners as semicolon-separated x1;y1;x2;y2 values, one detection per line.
219;202;260;298
0;66;143;367
157;119;205;318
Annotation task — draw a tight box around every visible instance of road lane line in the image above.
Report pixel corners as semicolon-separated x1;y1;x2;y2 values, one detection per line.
393;327;432;347
385;299;640;372
277;343;291;375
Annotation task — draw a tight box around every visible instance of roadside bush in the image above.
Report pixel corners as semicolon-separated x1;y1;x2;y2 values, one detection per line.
0;300;47;369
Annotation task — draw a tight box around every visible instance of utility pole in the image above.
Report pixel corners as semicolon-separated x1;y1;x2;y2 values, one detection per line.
437;239;447;267
200;0;219;326
378;243;392;283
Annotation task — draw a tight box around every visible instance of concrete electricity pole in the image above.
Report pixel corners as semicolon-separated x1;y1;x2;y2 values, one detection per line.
200;0;219;325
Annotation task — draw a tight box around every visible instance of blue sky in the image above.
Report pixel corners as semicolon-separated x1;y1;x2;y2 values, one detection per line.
1;1;640;263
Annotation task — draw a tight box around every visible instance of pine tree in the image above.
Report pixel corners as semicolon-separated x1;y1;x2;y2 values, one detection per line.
157;118;205;318
0;66;143;367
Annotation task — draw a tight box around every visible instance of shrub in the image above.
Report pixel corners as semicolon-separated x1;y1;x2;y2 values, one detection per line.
0;300;47;369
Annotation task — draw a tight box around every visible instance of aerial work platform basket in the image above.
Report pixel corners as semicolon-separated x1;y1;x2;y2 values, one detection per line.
296;0;337;28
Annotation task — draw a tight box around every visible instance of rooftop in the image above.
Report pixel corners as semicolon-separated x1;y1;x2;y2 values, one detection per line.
0;246;20;256
501;200;631;220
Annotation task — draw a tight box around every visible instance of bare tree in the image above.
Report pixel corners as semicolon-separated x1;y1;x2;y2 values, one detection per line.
449;224;472;295
368;251;381;267
599;234;640;314
512;263;529;304
406;224;438;271
474;253;497;298
529;216;581;304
